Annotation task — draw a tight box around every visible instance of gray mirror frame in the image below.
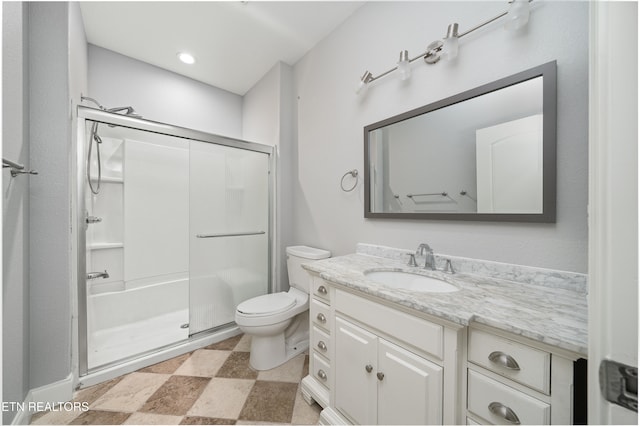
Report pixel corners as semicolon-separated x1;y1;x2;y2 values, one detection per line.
364;61;557;222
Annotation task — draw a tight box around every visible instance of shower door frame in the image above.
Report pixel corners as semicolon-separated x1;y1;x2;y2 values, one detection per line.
73;106;276;377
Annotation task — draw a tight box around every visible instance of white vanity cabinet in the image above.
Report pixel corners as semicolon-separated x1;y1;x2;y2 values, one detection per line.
310;285;464;425
300;269;585;425
466;325;580;425
334;316;443;425
301;274;334;409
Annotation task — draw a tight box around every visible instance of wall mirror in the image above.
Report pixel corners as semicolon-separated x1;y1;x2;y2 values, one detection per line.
364;61;556;222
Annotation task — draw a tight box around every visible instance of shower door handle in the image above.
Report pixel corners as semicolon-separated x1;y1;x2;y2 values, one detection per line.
196;231;265;238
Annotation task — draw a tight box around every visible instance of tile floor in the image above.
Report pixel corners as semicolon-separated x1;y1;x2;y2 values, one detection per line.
31;334;322;425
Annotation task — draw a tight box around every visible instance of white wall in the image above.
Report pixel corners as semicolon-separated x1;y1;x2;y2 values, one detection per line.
243;62;295;290
2;3;30;423
293;1;588;273
28;1;78;391
88;45;243;138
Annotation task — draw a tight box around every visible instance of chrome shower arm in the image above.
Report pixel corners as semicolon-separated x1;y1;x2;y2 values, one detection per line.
81;96;104;109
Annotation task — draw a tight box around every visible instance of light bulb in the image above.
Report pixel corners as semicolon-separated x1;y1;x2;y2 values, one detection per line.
397;50;411;81
177;52;196;65
355;71;373;95
442;23;459;61
505;0;530;31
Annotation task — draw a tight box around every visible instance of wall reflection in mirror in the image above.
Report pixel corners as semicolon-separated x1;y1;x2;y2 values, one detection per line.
365;61;556;222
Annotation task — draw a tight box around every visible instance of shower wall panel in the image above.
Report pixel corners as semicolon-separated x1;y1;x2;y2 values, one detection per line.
124;138;189;283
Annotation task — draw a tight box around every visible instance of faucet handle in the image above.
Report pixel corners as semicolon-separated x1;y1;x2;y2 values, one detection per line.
444;259;455;274
407;253;418;267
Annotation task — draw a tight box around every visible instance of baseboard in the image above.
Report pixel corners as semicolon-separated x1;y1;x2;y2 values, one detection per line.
30;373;74;404
10;373;74;425
11;403;31;426
319;407;350;425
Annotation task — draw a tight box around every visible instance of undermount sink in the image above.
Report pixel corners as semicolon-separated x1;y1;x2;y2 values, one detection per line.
364;270;460;293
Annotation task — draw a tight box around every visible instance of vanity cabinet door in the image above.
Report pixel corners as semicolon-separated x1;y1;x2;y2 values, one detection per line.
335;317;378;425
377;339;443;425
335;316;444;425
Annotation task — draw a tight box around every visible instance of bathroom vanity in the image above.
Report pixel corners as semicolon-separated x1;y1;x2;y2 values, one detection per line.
300;244;587;425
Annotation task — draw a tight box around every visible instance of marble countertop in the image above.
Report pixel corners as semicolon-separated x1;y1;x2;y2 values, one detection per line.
303;253;588;356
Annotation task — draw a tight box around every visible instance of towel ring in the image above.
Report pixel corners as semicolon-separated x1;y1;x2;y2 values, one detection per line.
340;169;358;192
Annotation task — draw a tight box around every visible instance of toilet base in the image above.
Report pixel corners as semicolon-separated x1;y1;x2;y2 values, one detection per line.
248;330;309;371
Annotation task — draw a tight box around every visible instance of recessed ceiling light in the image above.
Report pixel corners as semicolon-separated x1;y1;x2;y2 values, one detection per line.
177;52;195;65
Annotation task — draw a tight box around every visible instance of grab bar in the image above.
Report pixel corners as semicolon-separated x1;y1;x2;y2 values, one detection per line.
3;157;38;178
406;192;448;198
196;231;265;238
406;191;456;203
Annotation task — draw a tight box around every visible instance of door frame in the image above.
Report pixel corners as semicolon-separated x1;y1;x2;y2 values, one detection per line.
588;2;638;424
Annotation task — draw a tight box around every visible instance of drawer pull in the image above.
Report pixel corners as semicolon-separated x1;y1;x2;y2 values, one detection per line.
365;364;373;373
317;369;327;381
488;351;521;371
318;285;328;295
316;313;327;324
377;372;385;381
488;402;521;425
317;341;327;351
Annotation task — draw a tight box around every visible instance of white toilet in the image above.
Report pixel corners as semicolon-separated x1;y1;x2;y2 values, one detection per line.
235;245;331;370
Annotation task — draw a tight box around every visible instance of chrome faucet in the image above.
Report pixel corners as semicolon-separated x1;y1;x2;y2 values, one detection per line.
416;243;436;270
87;270;109;280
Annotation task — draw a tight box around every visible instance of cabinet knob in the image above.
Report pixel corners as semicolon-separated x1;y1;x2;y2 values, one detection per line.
316;313;327;323
365;364;373;373
317;341;327;351
377;372;385;381
317;369;327;381
317;285;328;295
488;351;521;370
488;402;520;424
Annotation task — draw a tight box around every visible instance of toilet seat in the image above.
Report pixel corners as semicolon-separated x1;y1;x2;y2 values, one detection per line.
237;292;296;317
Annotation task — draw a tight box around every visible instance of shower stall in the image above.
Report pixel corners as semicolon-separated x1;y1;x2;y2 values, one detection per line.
74;106;274;377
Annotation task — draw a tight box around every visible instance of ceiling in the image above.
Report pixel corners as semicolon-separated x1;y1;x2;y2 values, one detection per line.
80;1;364;96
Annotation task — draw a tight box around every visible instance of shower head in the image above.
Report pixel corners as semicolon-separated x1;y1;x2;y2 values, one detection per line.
80;96;141;118
81;96;105;109
106;106;141;118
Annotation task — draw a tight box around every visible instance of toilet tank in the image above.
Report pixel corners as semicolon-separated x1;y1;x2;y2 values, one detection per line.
286;246;331;292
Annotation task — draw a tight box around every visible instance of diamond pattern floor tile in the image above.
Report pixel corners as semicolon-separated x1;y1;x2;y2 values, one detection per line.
30;334;321;425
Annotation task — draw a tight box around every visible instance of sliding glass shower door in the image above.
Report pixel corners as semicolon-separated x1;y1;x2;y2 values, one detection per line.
79;109;272;373
189;142;269;334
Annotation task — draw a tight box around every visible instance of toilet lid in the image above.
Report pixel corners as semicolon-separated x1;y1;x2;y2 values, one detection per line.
237;292;296;316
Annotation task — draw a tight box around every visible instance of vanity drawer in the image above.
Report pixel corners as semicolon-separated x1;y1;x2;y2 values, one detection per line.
312;326;331;358
335;289;443;360
312;277;331;303
468;328;551;394
467;370;550;425
311;298;331;332
312;352;331;389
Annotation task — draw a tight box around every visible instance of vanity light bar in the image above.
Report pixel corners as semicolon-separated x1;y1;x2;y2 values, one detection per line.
356;0;532;93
